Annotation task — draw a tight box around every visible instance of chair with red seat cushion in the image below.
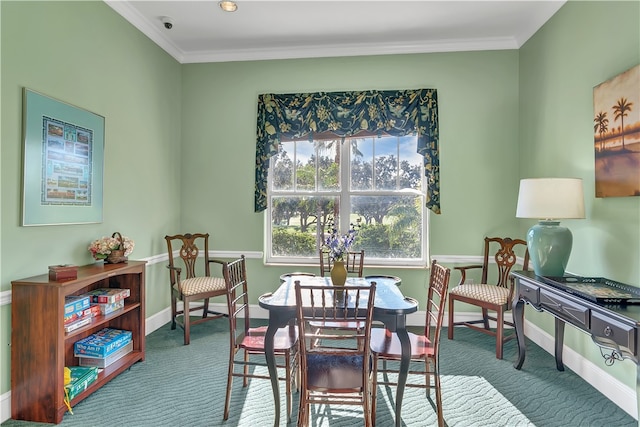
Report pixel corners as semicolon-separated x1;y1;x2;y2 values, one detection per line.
223;256;299;422
315;249;366;333
370;260;450;427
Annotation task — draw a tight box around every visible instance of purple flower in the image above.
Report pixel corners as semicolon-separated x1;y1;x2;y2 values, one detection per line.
322;218;361;262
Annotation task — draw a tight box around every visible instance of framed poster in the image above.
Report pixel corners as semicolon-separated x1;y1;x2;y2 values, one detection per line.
593;64;640;198
22;88;104;226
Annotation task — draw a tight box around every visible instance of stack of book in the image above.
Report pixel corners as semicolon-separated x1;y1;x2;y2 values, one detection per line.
74;328;133;369
82;288;130;316
63;366;99;412
64;295;94;333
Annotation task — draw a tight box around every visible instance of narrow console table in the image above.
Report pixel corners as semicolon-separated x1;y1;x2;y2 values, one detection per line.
511;270;640;423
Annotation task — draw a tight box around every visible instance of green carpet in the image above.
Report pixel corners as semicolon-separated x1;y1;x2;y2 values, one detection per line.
3;319;636;426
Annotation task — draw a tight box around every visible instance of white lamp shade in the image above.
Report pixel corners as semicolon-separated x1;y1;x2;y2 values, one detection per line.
516;178;585;220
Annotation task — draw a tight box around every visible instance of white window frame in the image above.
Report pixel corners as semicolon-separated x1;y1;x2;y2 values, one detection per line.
265;136;429;267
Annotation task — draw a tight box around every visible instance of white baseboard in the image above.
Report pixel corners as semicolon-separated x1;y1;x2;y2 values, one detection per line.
1;308;635;423
0;391;9;423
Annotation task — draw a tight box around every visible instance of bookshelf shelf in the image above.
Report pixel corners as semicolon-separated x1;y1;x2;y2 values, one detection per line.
11;261;146;424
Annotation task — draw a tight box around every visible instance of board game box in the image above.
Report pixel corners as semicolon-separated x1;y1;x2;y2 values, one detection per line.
92;300;125;316
64;315;92;333
73;328;132;358
64;366;98;402
78;341;134;368
83;288;130;304
64;295;91;318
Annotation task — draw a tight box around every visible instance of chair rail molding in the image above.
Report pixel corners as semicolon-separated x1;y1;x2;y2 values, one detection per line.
0;250;263;307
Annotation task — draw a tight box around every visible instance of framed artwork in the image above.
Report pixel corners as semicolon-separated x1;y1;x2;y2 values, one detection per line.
22;89;104;226
593;64;640;198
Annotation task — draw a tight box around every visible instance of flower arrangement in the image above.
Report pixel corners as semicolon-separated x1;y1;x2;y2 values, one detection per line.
88;234;135;260
322;218;361;262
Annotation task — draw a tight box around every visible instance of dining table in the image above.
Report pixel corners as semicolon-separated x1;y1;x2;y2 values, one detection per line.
258;275;418;427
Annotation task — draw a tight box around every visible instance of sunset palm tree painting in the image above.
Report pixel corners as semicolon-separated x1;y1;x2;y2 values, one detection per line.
593;64;640;197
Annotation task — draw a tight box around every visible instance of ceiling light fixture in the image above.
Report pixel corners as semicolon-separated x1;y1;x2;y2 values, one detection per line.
219;1;238;12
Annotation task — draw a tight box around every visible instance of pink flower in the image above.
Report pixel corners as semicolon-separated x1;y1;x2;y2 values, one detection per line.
88;236;135;260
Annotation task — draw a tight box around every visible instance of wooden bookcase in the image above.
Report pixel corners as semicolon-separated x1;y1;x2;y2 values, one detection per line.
11;261;146;424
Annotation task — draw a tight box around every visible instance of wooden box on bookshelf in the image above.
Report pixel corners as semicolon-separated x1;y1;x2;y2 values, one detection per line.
11;261;146;424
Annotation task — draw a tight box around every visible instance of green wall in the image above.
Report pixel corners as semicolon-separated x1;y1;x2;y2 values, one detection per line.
180;50;521;297
1;0;639;414
0;1;182;394
519;0;640;389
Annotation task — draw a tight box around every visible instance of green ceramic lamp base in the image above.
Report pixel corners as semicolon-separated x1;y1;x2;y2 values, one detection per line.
526;221;573;277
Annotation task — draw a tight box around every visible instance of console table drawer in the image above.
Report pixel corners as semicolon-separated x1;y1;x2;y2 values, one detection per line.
540;290;590;328
591;311;636;355
518;281;540;304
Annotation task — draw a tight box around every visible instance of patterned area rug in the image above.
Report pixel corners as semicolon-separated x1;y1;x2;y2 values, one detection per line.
3;319;635;426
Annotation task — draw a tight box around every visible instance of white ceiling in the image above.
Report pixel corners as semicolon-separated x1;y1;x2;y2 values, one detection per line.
105;0;566;64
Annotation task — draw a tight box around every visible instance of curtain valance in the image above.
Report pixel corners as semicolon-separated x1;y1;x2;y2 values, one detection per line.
255;89;440;214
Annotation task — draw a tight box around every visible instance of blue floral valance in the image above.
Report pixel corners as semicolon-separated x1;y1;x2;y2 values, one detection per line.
255;89;440;214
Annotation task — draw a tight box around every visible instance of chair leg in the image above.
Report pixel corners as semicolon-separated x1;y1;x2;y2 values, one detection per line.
372;353;379;427
183;297;191;345
202;297;210;319
496;309;504;359
224;349;235;420
448;297;455;339
170;295;177;330
482;308;490;330
364;381;373;427
424;359;431;396
297;390;308;427
434;367;444;427
243;350;249;387
285;350;292;423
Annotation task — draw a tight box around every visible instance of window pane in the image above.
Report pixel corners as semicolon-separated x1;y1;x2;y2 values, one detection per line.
351;138;372;191
317;139;340;191
295;141;316;191
272;142;294;191
351;194;423;259
374;137;399;190
398;136;423;191
270;195;339;258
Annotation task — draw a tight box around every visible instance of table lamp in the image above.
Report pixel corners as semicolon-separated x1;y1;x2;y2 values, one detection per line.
516;178;585;277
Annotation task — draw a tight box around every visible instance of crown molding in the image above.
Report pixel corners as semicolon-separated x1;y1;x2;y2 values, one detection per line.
105;0;532;65
181;36;520;64
105;0;185;63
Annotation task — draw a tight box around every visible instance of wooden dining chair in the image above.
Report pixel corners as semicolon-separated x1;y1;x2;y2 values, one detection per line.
448;236;529;359
315;250;366;337
370;260;450;427
294;280;377;426
223;256;299;422
164;233;228;345
319;249;365;277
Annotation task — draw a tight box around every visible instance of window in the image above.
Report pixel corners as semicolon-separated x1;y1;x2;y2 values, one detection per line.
266;135;427;266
